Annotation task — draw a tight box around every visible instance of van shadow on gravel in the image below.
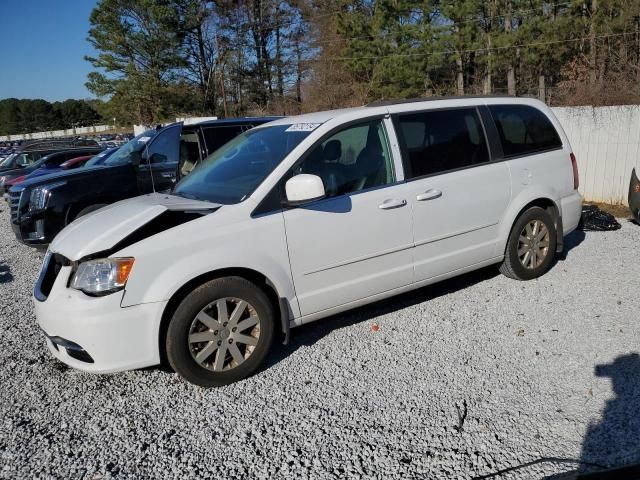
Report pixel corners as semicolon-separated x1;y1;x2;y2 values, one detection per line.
0;261;13;284
264;265;500;370
555;229;586;262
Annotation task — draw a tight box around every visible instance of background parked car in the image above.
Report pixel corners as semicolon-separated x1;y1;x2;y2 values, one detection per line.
9;117;278;247
0;138;99;173
0;146;104;195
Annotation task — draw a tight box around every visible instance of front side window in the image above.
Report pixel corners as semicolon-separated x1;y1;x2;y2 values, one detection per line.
293;120;395;197
174;125;311;204
145;125;181;164
489;105;562;157
394;108;489;179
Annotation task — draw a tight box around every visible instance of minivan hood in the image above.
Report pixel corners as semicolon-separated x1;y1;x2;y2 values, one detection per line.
50;193;221;261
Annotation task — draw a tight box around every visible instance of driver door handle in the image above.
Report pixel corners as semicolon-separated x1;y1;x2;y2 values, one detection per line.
416;189;442;201
379;198;407;210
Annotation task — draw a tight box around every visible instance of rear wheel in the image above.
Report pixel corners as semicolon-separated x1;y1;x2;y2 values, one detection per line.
500;206;557;280
166;277;275;387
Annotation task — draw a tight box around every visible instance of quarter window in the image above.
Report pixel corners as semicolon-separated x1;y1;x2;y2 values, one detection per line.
293;120;395;197
489;105;562;157
394;108;489;179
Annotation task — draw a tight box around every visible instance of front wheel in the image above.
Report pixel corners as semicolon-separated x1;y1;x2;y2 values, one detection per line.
166;277;275;387
499;206;558;281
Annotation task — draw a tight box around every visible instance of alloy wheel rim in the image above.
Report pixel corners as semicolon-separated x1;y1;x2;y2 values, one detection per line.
188;297;260;372
517;219;550;270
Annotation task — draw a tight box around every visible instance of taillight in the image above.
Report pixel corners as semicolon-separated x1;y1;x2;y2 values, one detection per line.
570;153;579;190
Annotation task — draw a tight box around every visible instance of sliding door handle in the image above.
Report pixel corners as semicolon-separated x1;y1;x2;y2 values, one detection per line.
416;189;442;201
378;199;407;210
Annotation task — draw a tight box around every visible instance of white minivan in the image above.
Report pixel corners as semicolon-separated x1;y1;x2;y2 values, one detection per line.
34;97;582;387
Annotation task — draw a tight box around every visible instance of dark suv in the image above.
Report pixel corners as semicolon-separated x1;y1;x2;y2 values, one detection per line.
9;117;278;247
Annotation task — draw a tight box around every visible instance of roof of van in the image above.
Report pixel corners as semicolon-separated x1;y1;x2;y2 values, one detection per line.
265;95;542;127
196;116;282;127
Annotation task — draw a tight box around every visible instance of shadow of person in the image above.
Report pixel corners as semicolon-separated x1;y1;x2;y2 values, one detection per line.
579;353;640;472
0;261;13;284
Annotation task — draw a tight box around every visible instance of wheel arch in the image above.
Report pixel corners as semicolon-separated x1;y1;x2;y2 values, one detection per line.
499;195;563;256
158;267;288;368
65;196;117;225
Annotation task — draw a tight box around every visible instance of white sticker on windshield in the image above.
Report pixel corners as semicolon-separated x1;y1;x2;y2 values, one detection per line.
285;123;322;132
138;136;151;143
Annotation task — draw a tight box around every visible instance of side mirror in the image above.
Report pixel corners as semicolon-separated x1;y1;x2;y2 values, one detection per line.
284;174;325;206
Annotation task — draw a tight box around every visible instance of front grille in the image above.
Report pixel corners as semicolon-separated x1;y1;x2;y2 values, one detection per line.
34;252;71;301
9;188;23;222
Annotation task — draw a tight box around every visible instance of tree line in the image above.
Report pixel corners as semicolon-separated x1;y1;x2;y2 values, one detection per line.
6;0;640;133
0;99;104;136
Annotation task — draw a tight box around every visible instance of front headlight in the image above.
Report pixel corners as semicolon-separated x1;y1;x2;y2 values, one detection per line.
0;176;6;187
70;257;135;295
29;181;65;211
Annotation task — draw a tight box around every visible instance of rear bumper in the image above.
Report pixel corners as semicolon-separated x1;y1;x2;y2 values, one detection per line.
629;168;640;222
34;265;166;373
560;190;583;235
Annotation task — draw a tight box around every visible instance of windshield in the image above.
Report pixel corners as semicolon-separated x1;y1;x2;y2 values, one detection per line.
86;147;116;166
174;124;311;204
104;131;157;166
1;154;16;166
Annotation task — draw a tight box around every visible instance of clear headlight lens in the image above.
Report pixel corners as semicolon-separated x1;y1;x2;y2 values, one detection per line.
29;181;65;211
70;257;135;295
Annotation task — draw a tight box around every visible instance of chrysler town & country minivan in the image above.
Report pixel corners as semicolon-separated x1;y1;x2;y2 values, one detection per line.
34;97;582;387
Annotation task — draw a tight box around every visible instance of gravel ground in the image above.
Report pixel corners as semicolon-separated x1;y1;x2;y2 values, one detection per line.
1;208;639;480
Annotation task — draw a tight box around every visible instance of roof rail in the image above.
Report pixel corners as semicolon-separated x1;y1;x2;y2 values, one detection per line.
365;94;517;108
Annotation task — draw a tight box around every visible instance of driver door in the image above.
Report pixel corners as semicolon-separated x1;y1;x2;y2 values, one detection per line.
283;118;414;317
137;124;182;193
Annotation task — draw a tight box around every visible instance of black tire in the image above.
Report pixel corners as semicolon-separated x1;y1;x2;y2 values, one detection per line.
499;206;558;281
74;204;107;220
166;276;275;387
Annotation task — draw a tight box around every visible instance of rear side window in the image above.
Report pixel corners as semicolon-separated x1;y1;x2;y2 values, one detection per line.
394;108;489;179
489;105;562;157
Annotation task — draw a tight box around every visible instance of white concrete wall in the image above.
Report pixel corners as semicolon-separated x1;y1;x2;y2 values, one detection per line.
0;125;112;141
552;105;640;206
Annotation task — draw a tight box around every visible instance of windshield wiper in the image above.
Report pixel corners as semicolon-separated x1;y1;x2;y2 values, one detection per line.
172;190;207;202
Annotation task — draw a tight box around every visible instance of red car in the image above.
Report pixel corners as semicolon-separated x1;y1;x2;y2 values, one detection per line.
59;154;94;169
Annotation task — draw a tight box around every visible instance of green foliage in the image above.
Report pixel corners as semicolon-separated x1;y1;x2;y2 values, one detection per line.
0;99;103;136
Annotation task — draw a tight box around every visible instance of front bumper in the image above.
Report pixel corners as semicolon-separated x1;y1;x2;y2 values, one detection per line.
34;264;167;373
11;209;58;247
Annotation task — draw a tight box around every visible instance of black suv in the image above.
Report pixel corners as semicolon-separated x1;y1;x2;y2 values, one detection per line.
9;118;278;247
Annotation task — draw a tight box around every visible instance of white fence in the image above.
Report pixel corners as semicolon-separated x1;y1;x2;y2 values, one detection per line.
1;107;638;205
0;125;113;142
552;105;640;206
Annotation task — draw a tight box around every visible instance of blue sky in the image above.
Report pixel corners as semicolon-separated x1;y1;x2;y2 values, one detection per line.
0;0;99;101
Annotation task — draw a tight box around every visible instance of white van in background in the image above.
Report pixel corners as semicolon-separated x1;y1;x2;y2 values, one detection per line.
33;97;582;387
